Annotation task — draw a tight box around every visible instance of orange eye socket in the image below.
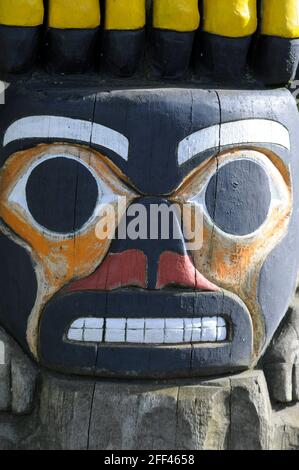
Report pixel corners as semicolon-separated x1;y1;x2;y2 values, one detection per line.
1;143;137;240
16;155;100;234
173;149;291;240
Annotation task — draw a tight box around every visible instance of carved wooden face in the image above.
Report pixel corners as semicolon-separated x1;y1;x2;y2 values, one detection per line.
0;87;298;378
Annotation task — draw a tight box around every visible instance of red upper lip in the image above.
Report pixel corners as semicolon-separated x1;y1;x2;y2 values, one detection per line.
66;249;219;293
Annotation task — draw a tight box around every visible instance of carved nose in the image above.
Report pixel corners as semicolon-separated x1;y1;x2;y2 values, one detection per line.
67;198;219;293
157;251;219;291
67;249;218;292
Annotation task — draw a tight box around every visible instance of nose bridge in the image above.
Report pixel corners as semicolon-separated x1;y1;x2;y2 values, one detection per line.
110;197;187;288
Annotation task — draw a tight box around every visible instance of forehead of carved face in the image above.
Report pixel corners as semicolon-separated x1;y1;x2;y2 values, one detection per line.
0;86;299;378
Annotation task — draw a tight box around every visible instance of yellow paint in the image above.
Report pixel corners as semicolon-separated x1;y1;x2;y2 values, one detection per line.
203;0;257;37
153;0;200;32
49;0;100;29
0;0;44;27
261;0;299;38
105;0;146;30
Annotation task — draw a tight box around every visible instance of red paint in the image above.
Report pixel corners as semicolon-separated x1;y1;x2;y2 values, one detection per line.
66;250;147;292
157;251;219;291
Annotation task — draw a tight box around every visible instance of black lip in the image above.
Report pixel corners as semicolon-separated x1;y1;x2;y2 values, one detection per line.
39;289;253;379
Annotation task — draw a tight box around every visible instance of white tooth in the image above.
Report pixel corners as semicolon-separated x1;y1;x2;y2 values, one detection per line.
106;318;126;329
144;329;164;344
164;329;184;344
192;318;202;329
84;318;104;329
202;326;217;342
126;329;145;343
145;319;165;329
165;319;184;329
184;318;193;330
191;328;202;342
105;329;126;343
71;319;85;329
202;317;217;329
67;328;83;341
127;319;145;330
184;328;193;342
83;329;103;342
217;326;227;341
217;317;226;328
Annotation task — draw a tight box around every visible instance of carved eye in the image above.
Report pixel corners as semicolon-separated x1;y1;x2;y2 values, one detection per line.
25;157;99;233
10;154;100;235
205;159;271;236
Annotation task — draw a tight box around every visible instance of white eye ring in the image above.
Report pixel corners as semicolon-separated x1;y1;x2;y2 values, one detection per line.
190;151;290;240
8;152;116;239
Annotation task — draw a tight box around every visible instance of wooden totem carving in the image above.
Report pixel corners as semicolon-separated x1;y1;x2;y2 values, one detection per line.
0;0;299;406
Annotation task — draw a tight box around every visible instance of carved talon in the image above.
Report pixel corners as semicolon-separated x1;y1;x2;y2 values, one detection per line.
263;298;299;403
0;329;37;415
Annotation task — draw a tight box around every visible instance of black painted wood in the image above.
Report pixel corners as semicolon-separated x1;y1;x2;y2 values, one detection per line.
102;29;145;77
40;290;253;377
45;27;100;73
26;157;99;234
151;29;195;79
199;32;252;79
0;231;37;355
93;88;220;195
0;25;41;74
254;35;299;85
205;159;271;236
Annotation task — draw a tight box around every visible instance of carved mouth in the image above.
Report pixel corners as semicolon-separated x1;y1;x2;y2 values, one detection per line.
66;316;228;345
39;290;253;378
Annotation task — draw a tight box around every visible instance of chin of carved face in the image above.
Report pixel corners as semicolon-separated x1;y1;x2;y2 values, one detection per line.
0;87;298;378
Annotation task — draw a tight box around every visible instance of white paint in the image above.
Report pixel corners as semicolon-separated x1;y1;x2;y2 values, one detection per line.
0;340;5;365
217;327;227;342
144;329;165;344
3;116;129;161
67;329;83;342
191;150;291;241
106;318;126;329
92;122;129;160
178;119;290;165
8;152;120;239
202;325;218;342
83;329;103;342
165;318;184;329
71;318;85;329
126;329;144;343
145;319;165;329
105;329;126;343
164;329;184;343
127;318;145;329
178;125;219;165
191;329;202;342
66;316;228;344
84;318;103;329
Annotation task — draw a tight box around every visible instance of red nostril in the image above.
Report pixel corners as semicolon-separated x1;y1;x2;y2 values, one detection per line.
157;252;219;291
66;250;147;292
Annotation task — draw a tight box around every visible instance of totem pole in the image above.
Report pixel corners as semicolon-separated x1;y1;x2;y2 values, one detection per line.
0;0;299;450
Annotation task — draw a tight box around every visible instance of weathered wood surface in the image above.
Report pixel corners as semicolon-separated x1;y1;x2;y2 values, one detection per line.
0;326;299;450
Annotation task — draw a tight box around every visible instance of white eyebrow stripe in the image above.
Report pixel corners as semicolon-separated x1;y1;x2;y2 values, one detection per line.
3;116;129;161
178;119;290;166
178;125;219;166
91;122;128;160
